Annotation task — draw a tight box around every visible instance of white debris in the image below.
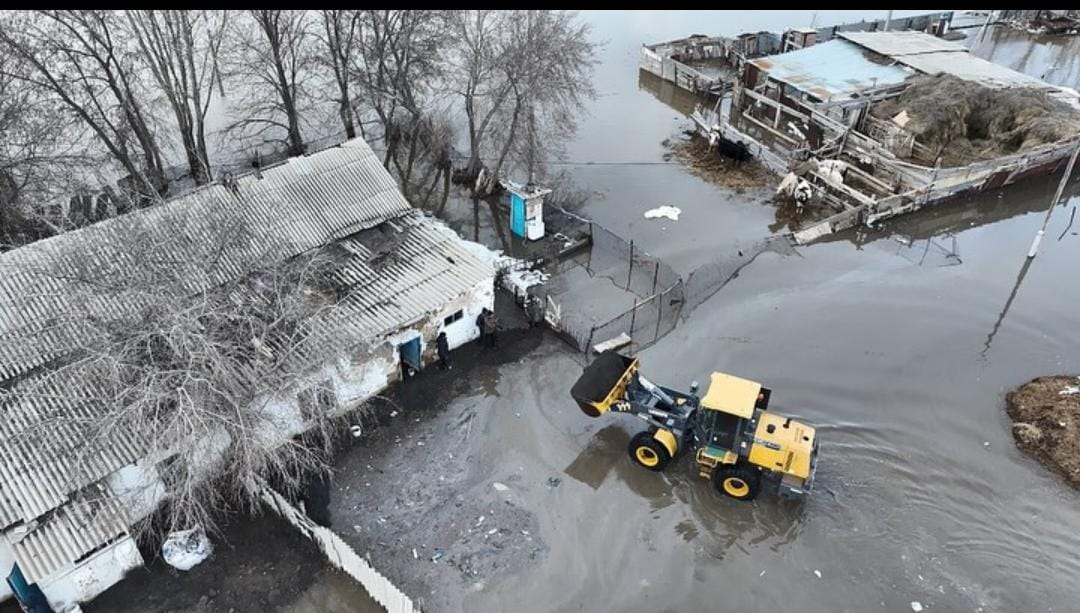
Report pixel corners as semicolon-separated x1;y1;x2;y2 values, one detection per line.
412;548;418;559
983;441;990;447
813;569;822;579
492;482;509;492
644;206;681;221
350;424;363;438
911;601;924;612
162;527;213;571
487;528;498;535
1059;385;1080;396
389;410;398;417
759;570;766;577
476;515;485;527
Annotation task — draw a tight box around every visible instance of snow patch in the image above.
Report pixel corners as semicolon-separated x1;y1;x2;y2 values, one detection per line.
644;206;681;221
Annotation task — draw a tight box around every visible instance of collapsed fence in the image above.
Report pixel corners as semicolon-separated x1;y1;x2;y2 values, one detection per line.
547;223;796;356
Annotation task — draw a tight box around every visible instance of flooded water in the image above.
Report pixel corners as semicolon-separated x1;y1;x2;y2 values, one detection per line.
447;11;1080;613
967;24;1080;88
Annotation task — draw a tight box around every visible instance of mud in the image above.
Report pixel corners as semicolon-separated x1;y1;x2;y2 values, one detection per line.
330;308;546;613
663;133;775;193
86;512;381;613
1006;375;1080;485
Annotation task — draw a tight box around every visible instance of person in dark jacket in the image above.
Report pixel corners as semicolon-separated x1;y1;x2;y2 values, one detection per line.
436;331;451;370
476;308;490;348
484;310;499;348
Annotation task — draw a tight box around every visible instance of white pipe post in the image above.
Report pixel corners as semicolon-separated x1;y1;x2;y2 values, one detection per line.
1029;142;1080;258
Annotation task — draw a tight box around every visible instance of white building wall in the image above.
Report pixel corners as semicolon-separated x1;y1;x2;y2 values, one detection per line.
105;462;167;524
0;541;14;602
38;536;142;611
258;276;493;437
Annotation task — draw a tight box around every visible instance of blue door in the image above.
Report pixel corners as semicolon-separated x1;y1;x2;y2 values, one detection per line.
510;194;526;238
7;564;53;613
399;337;422;379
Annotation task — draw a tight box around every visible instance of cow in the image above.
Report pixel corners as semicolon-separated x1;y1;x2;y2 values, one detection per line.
715;136;751;165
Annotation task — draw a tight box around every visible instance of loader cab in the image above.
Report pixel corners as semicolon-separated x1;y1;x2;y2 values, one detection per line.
697;372;771;451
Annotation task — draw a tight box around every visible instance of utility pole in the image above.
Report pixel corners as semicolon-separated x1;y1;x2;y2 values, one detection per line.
1029;142;1080;258
884;10;893;32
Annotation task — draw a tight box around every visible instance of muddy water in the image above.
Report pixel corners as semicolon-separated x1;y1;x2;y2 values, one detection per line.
454;11;1080;613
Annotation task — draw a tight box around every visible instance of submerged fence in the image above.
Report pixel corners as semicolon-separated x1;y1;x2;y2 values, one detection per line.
552;227;796;356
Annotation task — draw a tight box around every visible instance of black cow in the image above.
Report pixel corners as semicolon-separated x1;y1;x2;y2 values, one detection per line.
715;136;751;165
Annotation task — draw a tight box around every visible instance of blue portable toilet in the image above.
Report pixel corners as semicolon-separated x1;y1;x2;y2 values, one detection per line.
504;182;552;240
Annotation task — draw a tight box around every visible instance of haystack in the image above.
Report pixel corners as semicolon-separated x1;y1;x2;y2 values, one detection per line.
872;74;1080;167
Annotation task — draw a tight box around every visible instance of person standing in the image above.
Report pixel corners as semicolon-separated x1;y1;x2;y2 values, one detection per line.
476;308;489;348
436;331;451;370
484;309;499;348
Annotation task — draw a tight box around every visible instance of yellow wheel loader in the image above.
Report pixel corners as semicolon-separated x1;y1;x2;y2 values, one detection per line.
570;351;818;500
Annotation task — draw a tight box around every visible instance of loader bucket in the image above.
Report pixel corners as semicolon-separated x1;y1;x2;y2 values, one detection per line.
570;351;638;417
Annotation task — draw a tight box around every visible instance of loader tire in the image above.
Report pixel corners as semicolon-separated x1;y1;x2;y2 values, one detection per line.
714;465;761;501
628;431;670;472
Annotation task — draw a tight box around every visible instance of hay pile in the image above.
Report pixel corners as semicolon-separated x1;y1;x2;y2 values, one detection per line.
872;74;1080;167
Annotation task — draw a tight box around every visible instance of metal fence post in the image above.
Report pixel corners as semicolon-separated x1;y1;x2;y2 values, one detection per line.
627;240;634;290
586;326;595;354
655;289;664;342
628;298;638;350
652;261;660;295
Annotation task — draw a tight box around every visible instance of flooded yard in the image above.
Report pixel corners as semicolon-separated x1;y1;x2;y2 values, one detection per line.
321;10;1080;613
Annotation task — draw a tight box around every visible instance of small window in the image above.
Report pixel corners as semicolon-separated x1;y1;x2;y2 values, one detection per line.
443;310;463;326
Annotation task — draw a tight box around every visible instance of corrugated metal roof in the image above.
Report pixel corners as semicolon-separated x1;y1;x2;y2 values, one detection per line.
7;489;130;583
0;372;146;528
837;31;966;56
0;139;413;386
0;137;495;538
750;39;912;100
894;50;1058;89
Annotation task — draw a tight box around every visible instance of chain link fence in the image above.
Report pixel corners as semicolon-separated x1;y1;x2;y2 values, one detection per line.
553;230;795;356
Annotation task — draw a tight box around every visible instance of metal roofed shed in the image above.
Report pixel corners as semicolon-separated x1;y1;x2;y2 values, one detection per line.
748;39;912;101
836;30;965;56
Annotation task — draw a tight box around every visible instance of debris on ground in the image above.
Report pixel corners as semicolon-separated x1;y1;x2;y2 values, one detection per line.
492;482;509;492
1006;375;1080;486
644;205;681;221
870;74;1080;167
911;601;924;612
663;134;775;192
546;476;562;488
162;526;213;571
813;569;822;579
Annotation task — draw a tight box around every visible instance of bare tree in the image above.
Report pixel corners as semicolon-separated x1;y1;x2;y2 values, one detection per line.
450;10;513;183
317;10;362;140
2;206;376;536
351;10;454;207
126;10;228;186
450;10;597;192
225;10;316;157
0;10;168;200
